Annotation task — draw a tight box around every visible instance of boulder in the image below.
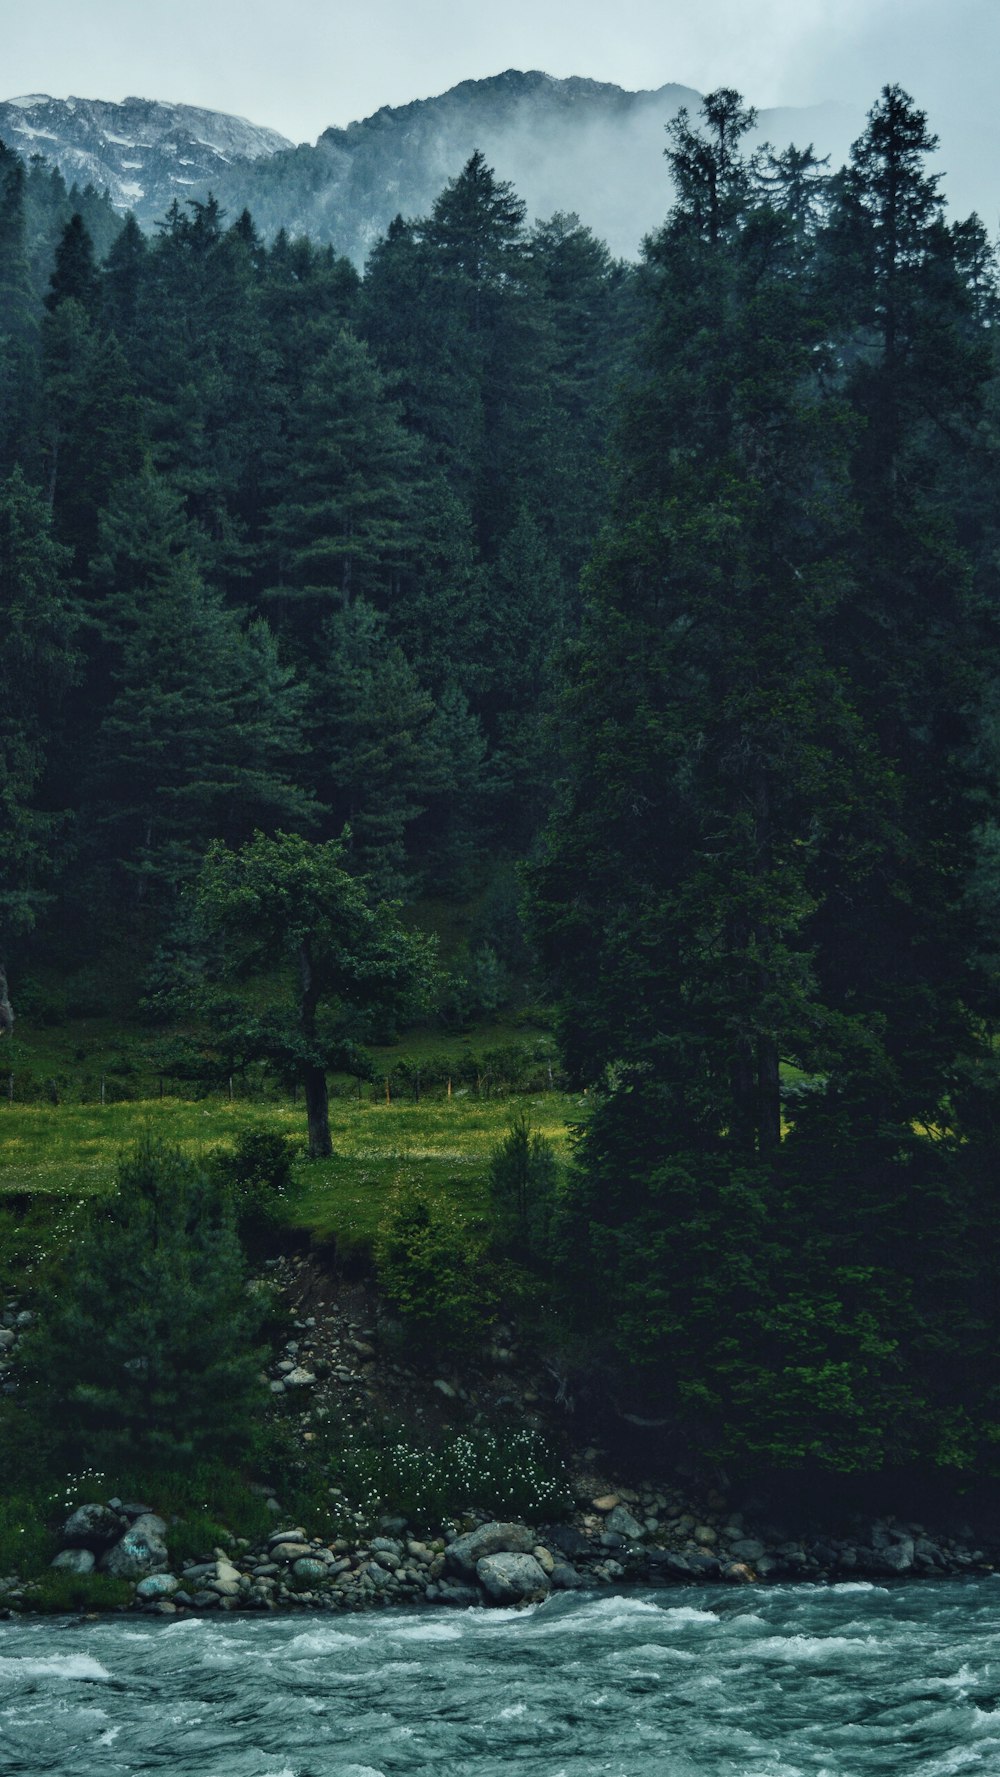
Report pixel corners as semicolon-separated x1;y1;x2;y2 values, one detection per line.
135;1573;179;1601
878;1538;914;1574
61;1503;124;1549
604;1505;644;1540
445;1522;535;1578
101;1514;169;1580
51;1548;96;1574
477;1553;550;1604
729;1538;765;1563
293;1558;329;1583
550;1561;585;1590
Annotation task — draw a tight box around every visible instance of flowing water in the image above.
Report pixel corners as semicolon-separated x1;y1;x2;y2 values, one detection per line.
2;1579;999;1775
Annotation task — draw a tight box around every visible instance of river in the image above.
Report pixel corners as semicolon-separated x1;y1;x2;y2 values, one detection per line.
2;1579;998;1774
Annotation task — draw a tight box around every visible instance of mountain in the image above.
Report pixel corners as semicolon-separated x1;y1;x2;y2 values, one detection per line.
0;75;862;261
210;72;863;262
0;94;291;227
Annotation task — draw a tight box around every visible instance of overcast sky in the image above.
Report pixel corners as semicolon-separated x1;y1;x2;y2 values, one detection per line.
3;0;997;162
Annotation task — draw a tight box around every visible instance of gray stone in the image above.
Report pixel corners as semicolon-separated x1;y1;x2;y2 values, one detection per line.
135;1573;179;1601
437;1580;480;1607
61;1503;124;1549
101;1515;169;1580
0;1329;14;1350
604;1505;644;1540
284;1367;315;1388
433;1378;457;1399
550;1561;585;1590
477;1553;550;1604
269;1541;314;1562
879;1538;915;1573
51;1548;96;1574
729;1538;765;1562
268;1527;308;1546
446;1522;535;1577
292;1558;329;1582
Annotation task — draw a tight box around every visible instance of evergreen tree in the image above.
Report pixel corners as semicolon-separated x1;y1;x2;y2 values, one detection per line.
0;469;77;968
21;1141;266;1467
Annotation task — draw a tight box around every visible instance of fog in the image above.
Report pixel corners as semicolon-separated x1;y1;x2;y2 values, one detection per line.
2;0;997;224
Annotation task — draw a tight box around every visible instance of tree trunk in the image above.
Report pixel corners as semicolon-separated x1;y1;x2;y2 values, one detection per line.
303;1063;332;1159
299;938;332;1158
0;965;12;1038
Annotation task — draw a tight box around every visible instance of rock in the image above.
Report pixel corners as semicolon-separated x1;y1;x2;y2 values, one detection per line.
544;1525;591;1559
647;1549;692;1577
0;1329;14;1350
268;1527;307;1546
269;1542;314;1563
729;1538;765;1562
135;1573;179;1601
722;1562;756;1584
445;1522;535;1578
51;1548;96;1574
283;1367;315;1389
437;1580;480;1607
433;1379;457;1399
878;1538;915;1574
592;1494;620;1512
292;1558;329;1583
550;1561;585;1590
61;1503;124;1548
101;1515;169;1580
604;1505;644;1540
477;1553;550;1604
693;1525;717;1547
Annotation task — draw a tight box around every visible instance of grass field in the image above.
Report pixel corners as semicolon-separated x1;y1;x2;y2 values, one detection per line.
0;1006;585;1278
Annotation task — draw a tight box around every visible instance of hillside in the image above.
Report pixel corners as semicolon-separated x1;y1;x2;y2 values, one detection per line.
0;73;861;261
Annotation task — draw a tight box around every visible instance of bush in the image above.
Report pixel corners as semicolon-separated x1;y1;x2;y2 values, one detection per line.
18;1140;267;1470
23;1571;133;1613
211;1127;298;1242
329;1424;572;1532
375;1183;497;1352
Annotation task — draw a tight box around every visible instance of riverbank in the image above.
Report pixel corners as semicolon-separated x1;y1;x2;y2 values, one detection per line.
3;1248;996;1619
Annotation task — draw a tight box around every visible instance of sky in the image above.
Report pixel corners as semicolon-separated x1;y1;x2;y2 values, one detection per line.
2;0;998;220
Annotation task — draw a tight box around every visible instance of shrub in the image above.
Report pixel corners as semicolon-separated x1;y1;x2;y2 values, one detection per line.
375;1183;497;1352
23;1571;133;1613
329;1424;572;1532
488;1112;559;1260
211;1127;298;1242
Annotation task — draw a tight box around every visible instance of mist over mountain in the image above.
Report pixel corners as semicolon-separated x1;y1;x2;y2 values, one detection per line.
0;73;867;261
0;93;290;226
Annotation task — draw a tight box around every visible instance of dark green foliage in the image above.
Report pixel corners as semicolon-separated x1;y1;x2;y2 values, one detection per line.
18;1141;267;1468
192;830;436;1155
0;468;78;957
211;1126;298;1242
375;1183;497;1352
530;86;1000;1476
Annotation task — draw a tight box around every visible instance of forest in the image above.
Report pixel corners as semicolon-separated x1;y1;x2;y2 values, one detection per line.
2;81;1000;1491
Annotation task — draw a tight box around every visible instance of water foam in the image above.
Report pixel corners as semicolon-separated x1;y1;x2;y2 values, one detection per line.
0;1653;112;1682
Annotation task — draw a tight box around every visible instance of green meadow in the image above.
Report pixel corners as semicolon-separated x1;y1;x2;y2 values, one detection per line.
0;1012;584;1278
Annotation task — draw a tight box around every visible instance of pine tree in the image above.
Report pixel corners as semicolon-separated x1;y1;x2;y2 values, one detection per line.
21;1141;266;1467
